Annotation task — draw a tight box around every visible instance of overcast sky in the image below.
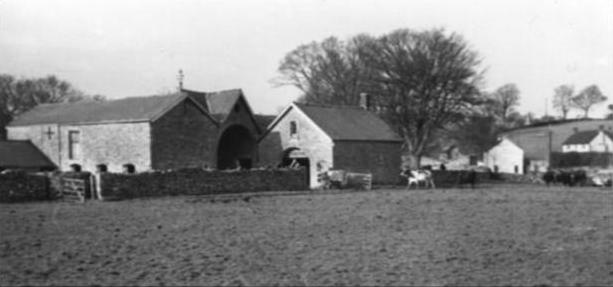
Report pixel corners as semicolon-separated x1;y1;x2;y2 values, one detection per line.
1;0;612;117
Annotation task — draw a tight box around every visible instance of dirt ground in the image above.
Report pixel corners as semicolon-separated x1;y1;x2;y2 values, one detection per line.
1;184;613;286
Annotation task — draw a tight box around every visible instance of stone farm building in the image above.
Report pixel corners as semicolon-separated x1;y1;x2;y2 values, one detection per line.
6;89;262;173
258;102;403;188
484;119;613;173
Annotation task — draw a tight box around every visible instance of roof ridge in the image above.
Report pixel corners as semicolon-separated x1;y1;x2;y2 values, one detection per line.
295;102;364;110
205;88;242;95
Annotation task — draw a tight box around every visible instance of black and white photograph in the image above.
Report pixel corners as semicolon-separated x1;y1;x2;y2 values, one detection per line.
1;0;612;286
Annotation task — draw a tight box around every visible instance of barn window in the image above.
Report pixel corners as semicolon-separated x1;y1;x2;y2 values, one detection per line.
96;164;108;173
234;104;241;113
68;131;80;160
514;165;519;173
70;164;82;172
290;121;297;136
123;164;135;174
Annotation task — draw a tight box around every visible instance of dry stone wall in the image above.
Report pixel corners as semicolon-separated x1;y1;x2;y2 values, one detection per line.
0;172;50;202
98;168;308;199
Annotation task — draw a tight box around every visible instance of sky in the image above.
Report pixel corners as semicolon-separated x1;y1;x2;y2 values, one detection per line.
1;0;612;117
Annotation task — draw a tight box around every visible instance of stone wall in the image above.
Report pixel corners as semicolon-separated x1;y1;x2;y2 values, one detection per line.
333;141;402;185
59;122;151;173
98;168;308;200
0;172;51;202
151;99;218;170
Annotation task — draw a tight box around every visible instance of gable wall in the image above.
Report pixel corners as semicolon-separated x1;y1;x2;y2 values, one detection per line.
259;106;334;188
219;96;260;137
484;139;525;174
589;131;613;152
151;99;218;170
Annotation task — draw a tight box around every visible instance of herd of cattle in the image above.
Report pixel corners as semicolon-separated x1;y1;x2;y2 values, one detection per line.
400;168;612;189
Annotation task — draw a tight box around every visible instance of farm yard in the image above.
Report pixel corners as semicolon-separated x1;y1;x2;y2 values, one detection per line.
1;184;613;286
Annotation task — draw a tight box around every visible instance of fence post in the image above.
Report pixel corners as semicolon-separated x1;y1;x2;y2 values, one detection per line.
94;172;104;201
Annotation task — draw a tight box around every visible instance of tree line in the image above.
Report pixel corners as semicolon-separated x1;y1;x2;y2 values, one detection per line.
0;74;105;139
275;28;610;167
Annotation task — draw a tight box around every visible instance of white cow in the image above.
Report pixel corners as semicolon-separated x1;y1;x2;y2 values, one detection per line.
401;169;436;189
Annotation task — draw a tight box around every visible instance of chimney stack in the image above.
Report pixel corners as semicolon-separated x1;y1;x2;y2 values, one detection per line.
359;93;370;110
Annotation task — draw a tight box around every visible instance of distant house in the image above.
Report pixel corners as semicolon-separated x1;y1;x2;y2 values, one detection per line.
0;140;56;172
258;102;403;188
483;137;524;174
497;119;613;172
561;130;613;153
6;89;261;173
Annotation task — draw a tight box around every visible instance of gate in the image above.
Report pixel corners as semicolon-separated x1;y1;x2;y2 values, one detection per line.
62;178;86;203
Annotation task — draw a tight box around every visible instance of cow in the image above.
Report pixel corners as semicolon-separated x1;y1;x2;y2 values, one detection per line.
401;169;435;189
542;169;558;186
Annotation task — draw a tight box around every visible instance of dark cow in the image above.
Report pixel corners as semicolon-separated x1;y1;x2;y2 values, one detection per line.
548;169;588;187
542;169;557;186
456;169;477;188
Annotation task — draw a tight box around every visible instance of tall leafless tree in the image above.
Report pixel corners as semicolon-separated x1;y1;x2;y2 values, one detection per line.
276;28;484;167
552;84;574;119
571;84;607;118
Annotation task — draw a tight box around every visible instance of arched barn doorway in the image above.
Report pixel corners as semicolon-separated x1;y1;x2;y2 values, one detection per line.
217;125;256;170
280;147;310;186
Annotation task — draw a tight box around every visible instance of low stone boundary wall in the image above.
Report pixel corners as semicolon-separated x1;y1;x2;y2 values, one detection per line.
0;172;51;202
98;168;308;200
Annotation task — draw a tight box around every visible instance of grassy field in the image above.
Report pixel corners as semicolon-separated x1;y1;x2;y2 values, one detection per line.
1;184;613;286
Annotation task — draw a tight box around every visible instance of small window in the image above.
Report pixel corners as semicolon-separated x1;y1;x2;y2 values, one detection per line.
234;104;241;113
96;164;108;173
290;121;297;136
68;130;80;160
70;164;82;172
123;164;135;174
514;165;519;174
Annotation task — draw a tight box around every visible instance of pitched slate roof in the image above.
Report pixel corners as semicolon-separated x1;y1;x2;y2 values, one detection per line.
563;130;613;145
0;140;56;170
8;93;187;126
295;104;402;142
253;114;277;132
184;89;241;122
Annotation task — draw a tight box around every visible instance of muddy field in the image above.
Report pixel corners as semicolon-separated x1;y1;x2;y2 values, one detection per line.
1;184;612;286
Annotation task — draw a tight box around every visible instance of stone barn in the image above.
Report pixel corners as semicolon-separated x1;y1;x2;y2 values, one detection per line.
258;102;403;188
6;88;261;173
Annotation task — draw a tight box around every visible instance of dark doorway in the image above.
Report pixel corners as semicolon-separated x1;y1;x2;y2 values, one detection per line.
217;125;256;170
280;148;310;186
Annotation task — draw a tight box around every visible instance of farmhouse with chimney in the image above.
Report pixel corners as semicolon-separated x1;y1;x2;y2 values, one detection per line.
6;89;261;173
258;96;403;188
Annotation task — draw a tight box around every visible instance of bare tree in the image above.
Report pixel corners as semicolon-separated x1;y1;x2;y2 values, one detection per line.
552;84;574;119
276;28;484;168
571;85;607;118
490;83;520;122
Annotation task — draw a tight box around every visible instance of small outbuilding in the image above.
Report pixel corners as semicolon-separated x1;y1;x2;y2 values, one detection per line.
258;102;403;188
483;137;525;174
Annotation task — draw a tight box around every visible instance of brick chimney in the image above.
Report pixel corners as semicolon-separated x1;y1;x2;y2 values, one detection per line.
359;93;370;110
